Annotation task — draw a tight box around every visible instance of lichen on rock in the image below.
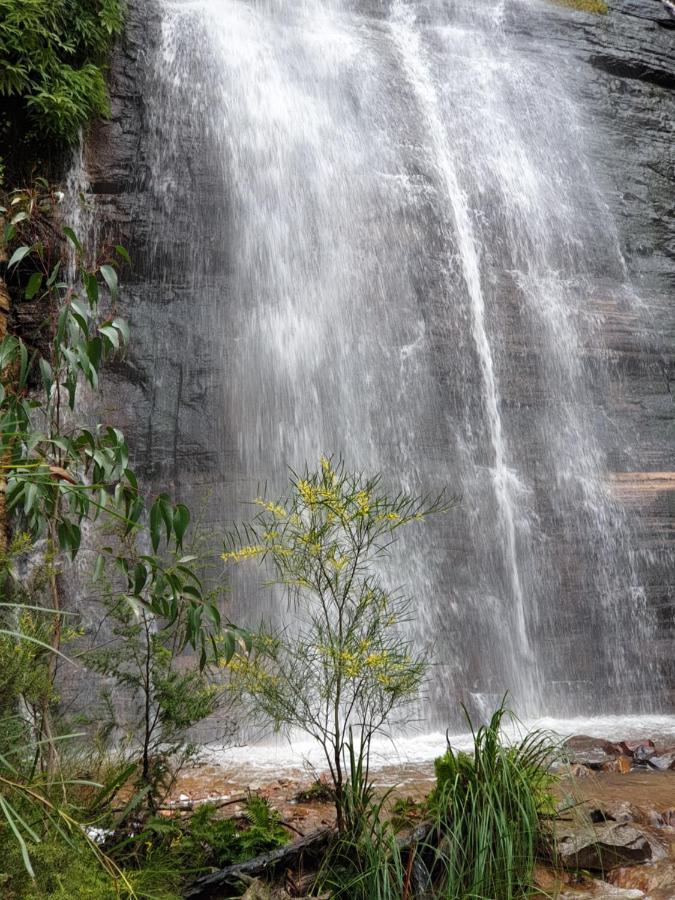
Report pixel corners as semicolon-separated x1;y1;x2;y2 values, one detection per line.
551;0;609;13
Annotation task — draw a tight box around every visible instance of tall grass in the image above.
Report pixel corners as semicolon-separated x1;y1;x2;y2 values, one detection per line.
427;701;556;899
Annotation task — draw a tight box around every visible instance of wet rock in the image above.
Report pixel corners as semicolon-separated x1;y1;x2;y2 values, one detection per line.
564;735;621;769
588;802;640;824
602;755;633;775
648;752;675;771
608;859;675;900
632;743;657;766
555;821;653;871
559;886;645;900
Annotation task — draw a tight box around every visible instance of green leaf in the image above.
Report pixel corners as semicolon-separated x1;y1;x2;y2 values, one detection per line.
149;499;162;553
115;245;131;264
47;261;61;287
221;630;235;663
0;796;36;878
39;358;53;394
24;272;42;300
173;504;189;548
99;264;118;300
158;494;173;542
84;272;99;307
7;245;31;269
98;324;120;350
133;562;147;595
18;341;28;387
57;520;81;558
93;554;105;583
62;227;83;253
23;480;37;515
111;317;129;346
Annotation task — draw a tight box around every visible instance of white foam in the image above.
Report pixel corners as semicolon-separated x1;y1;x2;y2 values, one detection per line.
203;715;675;779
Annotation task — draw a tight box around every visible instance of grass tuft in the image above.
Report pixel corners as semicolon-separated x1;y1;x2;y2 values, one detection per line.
427;701;557;899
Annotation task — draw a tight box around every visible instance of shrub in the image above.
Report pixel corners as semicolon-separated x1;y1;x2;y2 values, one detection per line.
223;457;449;834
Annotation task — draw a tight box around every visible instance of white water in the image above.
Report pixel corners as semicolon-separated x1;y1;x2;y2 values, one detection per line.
205;715;675;777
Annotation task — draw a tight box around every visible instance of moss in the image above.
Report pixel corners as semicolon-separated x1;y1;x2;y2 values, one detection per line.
551;0;609;13
0;832;184;900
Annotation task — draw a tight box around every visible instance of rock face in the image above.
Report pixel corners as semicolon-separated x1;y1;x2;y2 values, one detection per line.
75;0;675;730
555;821;653;870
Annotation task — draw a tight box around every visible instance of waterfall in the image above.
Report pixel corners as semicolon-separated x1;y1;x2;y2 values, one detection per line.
390;0;537;708
118;0;667;729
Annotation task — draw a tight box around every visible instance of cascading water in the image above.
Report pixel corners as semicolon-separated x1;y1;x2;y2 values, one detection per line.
102;0;670;733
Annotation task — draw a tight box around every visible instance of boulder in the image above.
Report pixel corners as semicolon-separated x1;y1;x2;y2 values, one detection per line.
609;859;675;900
648;751;675;771
555;821;652;871
564;735;621;769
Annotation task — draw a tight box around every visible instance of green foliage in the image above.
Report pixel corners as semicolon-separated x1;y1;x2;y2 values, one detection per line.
116;796;289;875
0;0;125;175
0;831;181;898
427;701;556;899
194;795;289;865
224;456;449;833
315;789;406;900
0;186;235;662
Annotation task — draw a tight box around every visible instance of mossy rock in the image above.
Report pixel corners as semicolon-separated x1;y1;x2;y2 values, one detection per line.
551;0;608;13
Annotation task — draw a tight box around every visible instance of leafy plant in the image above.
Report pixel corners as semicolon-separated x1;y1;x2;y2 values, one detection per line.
223;457;449;834
84;595;227;811
315;788;407;900
115;796;289;875
0;0;125;179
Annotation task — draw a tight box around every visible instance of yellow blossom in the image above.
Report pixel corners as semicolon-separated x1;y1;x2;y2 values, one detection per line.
298;479;319;507
221;544;265;562
354;490;370;515
255;498;287;518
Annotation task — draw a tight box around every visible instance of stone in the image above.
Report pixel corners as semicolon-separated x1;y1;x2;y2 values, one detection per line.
555;821;653;871
564;735;621;769
632;742;657;765
602;755;633;774
557;878;646;899
648;752;675;771
609;860;675;900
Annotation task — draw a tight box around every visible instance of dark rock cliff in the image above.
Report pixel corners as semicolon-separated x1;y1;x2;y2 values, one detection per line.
82;0;674;722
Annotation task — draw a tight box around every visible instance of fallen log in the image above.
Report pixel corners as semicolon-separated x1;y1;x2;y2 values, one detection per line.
183;827;335;899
